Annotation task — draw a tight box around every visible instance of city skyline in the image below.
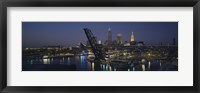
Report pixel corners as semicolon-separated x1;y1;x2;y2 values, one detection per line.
22;22;178;48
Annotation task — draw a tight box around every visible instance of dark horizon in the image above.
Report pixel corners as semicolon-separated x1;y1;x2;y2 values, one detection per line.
22;22;178;48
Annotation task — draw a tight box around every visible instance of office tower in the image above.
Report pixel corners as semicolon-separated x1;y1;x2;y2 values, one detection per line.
131;32;134;42
108;27;112;45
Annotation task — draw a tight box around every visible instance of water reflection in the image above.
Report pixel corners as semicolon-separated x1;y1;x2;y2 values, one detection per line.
109;66;112;71
132;67;135;71
30;60;33;64
80;56;86;70
43;58;50;64
67;57;70;65
23;55;177;71
148;61;151;70
91;62;94;71
142;64;145;71
160;61;162;67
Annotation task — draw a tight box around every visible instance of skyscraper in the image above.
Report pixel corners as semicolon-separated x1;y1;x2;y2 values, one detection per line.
131;32;134;42
117;34;123;44
108;27;112;45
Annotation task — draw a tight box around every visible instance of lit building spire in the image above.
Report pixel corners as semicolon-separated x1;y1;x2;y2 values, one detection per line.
108;27;112;45
131;32;134;42
108;27;111;31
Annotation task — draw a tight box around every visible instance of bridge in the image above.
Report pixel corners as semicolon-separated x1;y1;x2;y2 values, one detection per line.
83;28;106;61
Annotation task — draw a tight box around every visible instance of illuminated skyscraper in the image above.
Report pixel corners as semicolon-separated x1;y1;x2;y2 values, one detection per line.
117;34;123;44
108;27;112;45
131;32;134;42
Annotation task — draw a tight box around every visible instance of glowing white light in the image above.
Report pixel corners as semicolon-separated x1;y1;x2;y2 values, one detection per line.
92;62;94;71
142;64;145;71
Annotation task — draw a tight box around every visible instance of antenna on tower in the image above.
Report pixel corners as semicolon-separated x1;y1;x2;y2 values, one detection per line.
108;27;111;31
131;31;134;42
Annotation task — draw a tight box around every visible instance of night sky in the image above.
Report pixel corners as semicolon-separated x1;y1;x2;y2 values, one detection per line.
22;22;178;48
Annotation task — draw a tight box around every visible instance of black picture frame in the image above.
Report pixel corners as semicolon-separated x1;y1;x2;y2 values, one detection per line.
0;0;199;93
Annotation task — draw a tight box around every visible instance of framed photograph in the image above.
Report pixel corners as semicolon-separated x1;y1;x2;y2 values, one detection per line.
0;0;199;93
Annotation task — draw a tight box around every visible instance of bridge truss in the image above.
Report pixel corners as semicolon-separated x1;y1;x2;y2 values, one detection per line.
84;28;105;61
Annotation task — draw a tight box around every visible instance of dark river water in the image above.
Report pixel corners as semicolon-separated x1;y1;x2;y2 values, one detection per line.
23;55;114;71
22;55;178;71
